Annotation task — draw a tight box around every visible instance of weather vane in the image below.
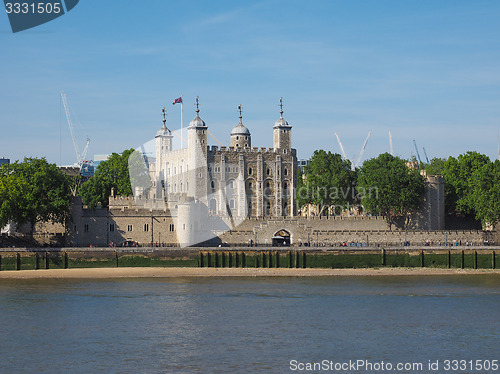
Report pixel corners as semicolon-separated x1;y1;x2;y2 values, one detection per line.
195;96;200;112
238;104;243;119
279;97;284;116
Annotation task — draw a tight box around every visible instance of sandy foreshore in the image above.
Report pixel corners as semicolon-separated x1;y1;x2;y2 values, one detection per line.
0;267;499;279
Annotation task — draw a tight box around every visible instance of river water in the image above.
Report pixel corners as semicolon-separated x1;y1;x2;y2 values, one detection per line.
0;275;499;373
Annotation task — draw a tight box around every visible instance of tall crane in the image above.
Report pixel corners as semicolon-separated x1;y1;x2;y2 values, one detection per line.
61;91;90;166
354;131;371;168
389;131;394;156
423;147;430;164
334;133;348;161
413;140;422;165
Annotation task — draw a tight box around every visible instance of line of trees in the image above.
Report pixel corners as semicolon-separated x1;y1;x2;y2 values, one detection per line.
78;149;134;208
425;151;500;227
298;151;425;228
0;158;72;236
298;150;500;229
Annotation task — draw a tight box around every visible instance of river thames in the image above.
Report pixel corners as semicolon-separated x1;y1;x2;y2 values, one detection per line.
0;275;498;373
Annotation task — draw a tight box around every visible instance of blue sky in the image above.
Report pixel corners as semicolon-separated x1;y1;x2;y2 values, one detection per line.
1;0;500;165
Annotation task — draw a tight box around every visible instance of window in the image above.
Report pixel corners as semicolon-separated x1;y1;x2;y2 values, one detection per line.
229;199;235;209
236;136;239;140
127;225;133;232
84;224;89;233
169;224;175;232
110;224;115;232
144;223;149;232
248;182;253;189
283;182;288;190
211;181;215;189
174;167;176;175
284;168;288;176
248;167;253;175
267;168;271;176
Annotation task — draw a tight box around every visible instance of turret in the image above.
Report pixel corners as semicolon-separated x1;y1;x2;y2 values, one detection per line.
230;105;251;148
273;97;292;151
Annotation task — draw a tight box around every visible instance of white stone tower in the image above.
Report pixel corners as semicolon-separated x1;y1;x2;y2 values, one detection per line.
230;105;251;148
155;107;173;196
187;97;208;203
273;97;292;151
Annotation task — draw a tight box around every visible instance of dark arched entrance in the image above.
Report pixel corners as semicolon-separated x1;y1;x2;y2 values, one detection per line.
272;229;291;247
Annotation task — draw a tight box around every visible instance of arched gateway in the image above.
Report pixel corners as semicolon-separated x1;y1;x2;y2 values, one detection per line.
272;229;291;246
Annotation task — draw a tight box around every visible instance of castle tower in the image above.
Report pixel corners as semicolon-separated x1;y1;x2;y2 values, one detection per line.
273;97;292;151
155;107;173;195
230;105;251;148
187;97;208;203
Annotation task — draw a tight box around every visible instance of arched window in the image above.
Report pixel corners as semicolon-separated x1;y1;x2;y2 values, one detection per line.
211;180;215;189
284;168;288;176
229;199;235;209
229;180;234;189
248;167;252;175
267;168;271;176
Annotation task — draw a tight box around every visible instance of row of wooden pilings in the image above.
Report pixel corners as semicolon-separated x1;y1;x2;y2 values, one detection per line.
381;249;496;269
198;251;307;268
0;252;70;271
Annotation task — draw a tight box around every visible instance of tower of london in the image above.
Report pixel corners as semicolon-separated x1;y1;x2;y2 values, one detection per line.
150;98;298;221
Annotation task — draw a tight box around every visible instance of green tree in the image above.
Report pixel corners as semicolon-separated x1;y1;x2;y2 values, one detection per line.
297;150;356;215
425;157;446;176
470;160;500;228
0;158;72;235
357;153;425;229
79;149;134;208
443;151;490;214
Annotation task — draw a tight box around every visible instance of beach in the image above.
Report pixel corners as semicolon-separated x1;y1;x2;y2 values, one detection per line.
0;267;499;279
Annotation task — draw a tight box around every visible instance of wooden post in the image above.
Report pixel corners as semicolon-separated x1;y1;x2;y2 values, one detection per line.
447;250;451;269
64;252;68;269
493;251;496;269
16;253;21;271
289;250;293;268
275;252;280;268
474;251;478;269
207;252;212;268
381;249;386;266
242;252;246;268
295;251;300;268
302;252;306;269
45;252;49;270
35;252;39;270
115;251;119;267
461;250;465;269
421;251;425;268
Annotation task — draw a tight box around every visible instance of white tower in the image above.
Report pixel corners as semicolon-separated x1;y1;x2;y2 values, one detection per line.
155;107;173;197
273;97;292;151
230;105;251;148
187;97;208;203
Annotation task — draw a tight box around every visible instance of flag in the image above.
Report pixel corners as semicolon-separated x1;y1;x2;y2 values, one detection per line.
172;97;182;105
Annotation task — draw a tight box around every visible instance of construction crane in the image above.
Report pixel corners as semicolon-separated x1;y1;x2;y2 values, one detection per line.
61;91;90;166
354;131;371;168
334;133;348;161
389;131;394;156
413;140;422;164
423;147;430;164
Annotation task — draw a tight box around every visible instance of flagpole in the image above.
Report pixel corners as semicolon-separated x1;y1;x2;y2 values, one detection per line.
181;94;184;147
